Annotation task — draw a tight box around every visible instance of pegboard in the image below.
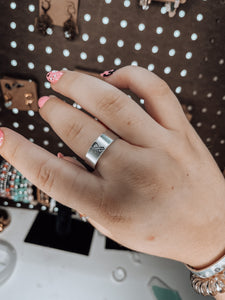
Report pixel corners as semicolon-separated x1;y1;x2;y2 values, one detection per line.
0;0;225;209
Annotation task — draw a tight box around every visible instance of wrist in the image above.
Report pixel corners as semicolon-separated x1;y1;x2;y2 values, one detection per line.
187;239;225;271
185;182;225;297
186;184;225;270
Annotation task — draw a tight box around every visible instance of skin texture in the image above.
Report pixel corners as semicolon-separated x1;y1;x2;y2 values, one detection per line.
216;294;225;300
0;66;225;272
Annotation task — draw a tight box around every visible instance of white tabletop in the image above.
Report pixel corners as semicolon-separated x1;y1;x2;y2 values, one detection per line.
0;207;209;300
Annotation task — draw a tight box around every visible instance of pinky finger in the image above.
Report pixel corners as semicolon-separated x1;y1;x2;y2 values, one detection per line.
0;127;102;218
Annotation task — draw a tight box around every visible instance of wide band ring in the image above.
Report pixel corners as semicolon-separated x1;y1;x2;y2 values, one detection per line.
85;130;119;169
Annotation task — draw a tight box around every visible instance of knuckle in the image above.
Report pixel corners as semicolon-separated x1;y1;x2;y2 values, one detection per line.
36;158;56;194
96;90;126;116
167;130;196;161
121;65;137;73
157;79;171;96
64;121;84;142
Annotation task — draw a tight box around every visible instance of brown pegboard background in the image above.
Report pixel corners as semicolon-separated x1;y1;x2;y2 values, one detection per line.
0;0;224;176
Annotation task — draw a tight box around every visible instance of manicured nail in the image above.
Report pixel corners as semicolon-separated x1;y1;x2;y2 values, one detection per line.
100;69;116;77
38;96;50;108
57;152;64;158
46;70;64;84
0;129;4;147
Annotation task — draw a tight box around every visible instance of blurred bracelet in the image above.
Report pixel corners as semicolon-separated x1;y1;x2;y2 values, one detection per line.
190;271;225;296
186;253;225;296
139;0;187;17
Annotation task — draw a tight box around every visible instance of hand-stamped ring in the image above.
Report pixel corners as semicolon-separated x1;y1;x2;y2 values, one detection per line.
85;130;119;169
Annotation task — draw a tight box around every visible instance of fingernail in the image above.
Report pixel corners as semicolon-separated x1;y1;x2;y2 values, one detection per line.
57;152;64;158
46;70;64;84
100;69;116;77
0;129;4;147
38;96;50;108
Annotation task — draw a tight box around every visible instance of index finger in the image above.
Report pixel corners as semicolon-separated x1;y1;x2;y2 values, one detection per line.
0;127;102;217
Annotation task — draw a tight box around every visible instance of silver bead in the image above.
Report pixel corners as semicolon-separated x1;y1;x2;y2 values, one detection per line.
27;188;33;194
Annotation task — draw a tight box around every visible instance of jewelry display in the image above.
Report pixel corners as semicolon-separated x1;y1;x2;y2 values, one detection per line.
139;0;152;10
139;0;186;17
0;159;52;210
63;2;79;40
36;0;79;40
164;0;181;18
36;0;53;36
0;208;11;233
0;160;34;203
0;77;38;112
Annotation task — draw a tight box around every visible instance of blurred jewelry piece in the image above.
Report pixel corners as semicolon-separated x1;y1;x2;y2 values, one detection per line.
0;77;38;111
63;2;79;40
4;82;24;90
24;93;34;106
3;93;13;108
165;0;180;17
0;209;11;233
138;0;186;16
0;160;34;203
191;271;225;296
186;253;225;279
85;130;119;169
36;0;53;35
139;0;151;10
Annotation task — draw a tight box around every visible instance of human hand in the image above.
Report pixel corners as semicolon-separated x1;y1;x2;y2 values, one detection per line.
0;66;224;269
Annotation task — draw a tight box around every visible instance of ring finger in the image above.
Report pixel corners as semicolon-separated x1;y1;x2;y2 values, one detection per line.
39;96;109;163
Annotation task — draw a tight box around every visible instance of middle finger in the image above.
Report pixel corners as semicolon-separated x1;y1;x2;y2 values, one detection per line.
39;96;107;161
47;70;167;147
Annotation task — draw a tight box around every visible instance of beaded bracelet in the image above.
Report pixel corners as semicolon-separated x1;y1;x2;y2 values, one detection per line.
0;159;34;203
0;159;58;213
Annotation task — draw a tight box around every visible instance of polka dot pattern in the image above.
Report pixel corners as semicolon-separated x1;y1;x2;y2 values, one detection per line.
0;0;224;179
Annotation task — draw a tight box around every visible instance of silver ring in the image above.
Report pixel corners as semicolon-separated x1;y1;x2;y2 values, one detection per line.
85;130;118;169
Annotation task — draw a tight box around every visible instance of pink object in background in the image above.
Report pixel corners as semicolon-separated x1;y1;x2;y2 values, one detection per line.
0;129;4;147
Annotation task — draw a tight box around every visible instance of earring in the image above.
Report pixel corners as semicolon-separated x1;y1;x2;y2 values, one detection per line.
3;92;13;108
165;0;180;17
139;0;151;10
63;2;78;40
36;0;53;35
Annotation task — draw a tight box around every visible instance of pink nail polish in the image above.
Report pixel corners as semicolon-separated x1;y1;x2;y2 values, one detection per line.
46;70;64;84
38;96;50;108
0;129;4;147
100;69;116;77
